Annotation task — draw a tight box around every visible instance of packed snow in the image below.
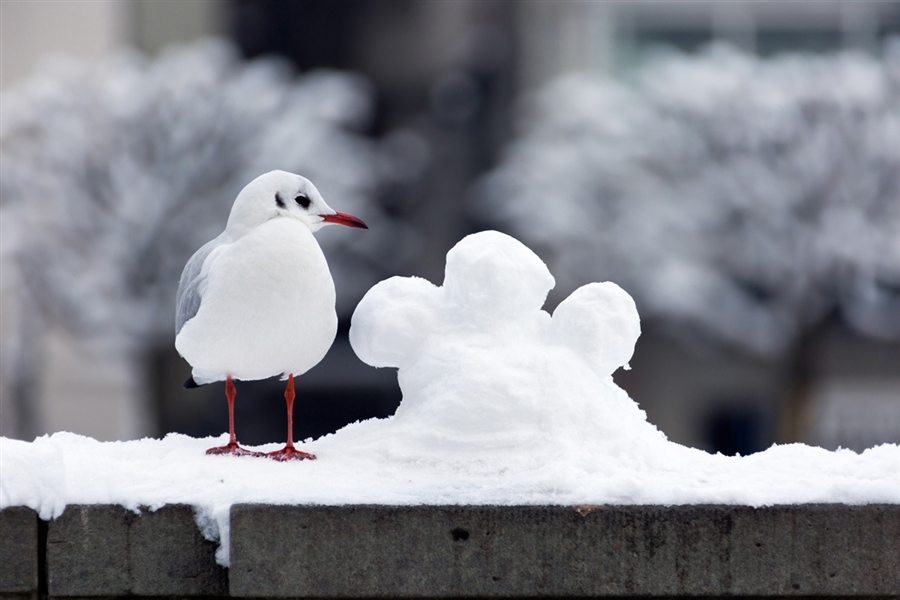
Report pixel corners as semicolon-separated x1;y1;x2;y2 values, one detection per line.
2;231;898;567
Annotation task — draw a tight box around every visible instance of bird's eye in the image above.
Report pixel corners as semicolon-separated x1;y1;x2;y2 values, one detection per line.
295;195;311;209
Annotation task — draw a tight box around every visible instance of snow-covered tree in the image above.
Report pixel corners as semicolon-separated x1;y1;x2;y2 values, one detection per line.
478;41;900;356
1;38;413;346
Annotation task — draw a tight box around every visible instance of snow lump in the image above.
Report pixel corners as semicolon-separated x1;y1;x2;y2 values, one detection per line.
348;230;660;468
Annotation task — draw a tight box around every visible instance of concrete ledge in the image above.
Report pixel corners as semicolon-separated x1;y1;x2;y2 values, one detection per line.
46;504;227;597
0;507;39;600
229;504;900;598
3;504;898;598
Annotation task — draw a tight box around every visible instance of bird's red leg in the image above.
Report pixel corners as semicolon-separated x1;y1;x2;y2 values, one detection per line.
267;375;316;461
206;375;263;457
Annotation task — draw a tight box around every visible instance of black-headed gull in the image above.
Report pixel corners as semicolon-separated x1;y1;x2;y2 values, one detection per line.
175;170;367;460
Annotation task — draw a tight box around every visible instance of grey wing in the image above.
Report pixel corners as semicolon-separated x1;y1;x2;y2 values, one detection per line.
175;237;223;335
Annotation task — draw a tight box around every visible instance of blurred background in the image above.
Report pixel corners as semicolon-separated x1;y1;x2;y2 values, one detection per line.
2;0;898;456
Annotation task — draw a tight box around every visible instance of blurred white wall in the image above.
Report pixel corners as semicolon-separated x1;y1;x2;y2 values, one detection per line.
1;0;129;90
515;1;616;92
132;0;231;55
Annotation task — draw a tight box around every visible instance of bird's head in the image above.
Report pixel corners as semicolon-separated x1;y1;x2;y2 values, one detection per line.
226;170;368;234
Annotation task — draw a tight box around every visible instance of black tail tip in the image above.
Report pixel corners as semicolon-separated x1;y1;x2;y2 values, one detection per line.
183;376;199;389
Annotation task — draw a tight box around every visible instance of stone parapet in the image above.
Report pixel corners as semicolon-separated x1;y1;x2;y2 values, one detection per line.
0;506;39;600
229;504;900;598
46;504;226;598
1;504;897;598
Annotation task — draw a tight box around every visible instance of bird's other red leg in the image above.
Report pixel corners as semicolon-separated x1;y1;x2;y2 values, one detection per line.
206;375;263;457
268;375;316;461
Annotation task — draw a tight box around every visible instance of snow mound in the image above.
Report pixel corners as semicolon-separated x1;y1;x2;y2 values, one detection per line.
348;231;657;466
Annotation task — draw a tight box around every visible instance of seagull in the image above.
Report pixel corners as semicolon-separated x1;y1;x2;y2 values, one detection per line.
175;170;367;460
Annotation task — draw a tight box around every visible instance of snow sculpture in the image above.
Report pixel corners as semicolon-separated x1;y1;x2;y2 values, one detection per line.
349;230;663;463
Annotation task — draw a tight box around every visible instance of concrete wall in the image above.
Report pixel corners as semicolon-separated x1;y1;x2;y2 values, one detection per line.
2;504;897;598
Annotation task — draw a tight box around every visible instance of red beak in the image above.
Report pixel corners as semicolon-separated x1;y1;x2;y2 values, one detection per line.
321;211;368;229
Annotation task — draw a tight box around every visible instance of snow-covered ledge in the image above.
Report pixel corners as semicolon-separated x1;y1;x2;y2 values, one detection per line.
2;503;899;599
3;234;899;597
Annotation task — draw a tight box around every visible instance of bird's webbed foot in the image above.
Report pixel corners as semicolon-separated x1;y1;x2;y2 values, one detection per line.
206;442;265;457
267;445;317;461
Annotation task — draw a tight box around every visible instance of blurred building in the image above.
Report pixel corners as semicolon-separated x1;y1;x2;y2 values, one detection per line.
516;1;899;85
2;1;898;454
